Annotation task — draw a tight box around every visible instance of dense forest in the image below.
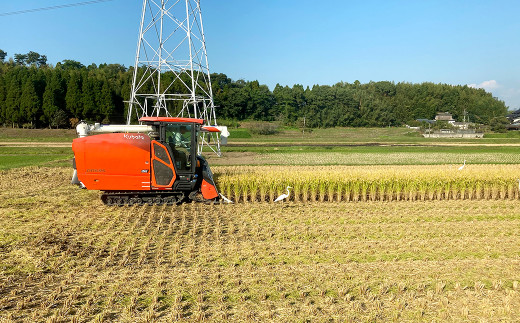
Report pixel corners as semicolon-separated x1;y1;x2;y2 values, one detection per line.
0;50;508;129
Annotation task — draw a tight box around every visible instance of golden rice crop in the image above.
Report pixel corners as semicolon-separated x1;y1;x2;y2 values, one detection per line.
214;164;520;202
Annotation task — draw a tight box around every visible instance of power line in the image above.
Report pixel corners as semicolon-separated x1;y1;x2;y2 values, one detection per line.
0;0;115;17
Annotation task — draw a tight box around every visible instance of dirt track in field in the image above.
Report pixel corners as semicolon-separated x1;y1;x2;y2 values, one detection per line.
4;140;520;149
0;142;73;147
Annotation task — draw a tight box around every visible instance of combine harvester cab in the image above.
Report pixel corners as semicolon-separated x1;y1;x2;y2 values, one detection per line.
71;117;221;205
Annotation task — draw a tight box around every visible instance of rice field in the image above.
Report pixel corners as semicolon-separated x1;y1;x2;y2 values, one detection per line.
255;151;520;165
215;165;520;203
1;167;520;321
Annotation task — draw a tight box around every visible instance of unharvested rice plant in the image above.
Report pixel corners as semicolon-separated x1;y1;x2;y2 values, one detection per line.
1;166;520;321
216;165;520;203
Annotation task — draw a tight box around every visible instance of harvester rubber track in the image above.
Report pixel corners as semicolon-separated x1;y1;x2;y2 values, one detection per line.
101;191;219;206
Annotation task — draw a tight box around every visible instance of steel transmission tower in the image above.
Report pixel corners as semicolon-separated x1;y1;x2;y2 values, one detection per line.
127;0;224;155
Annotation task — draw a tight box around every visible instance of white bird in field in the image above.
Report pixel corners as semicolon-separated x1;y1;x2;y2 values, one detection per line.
219;193;233;204
274;186;292;203
458;159;466;171
517;179;520;191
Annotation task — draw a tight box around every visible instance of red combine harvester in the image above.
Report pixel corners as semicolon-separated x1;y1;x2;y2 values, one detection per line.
71;117;226;205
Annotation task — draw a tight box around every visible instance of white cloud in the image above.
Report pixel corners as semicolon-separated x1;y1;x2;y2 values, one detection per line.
468;80;499;91
498;87;520;110
466;80;520;109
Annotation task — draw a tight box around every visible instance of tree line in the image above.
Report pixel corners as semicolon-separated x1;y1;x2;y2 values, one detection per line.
0;50;508;128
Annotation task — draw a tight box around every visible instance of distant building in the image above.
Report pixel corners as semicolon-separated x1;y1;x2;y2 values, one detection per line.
435;112;455;123
416;118;435;124
506;108;520;123
416;112;457;125
417;111;481;137
452;122;469;130
506;124;520;130
415;111;476;132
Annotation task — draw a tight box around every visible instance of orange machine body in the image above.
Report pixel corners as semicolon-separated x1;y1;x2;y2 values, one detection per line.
73;133;152;191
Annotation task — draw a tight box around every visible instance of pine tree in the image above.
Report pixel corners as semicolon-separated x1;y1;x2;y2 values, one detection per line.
20;76;41;127
65;71;83;118
0;74;6;125
41;70;65;127
5;74;22;127
99;79;115;123
81;71;97;120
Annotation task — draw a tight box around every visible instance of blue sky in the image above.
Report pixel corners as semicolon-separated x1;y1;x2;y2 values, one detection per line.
1;0;519;109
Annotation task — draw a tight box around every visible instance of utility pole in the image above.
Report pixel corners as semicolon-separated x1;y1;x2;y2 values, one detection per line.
463;108;467;130
127;0;223;155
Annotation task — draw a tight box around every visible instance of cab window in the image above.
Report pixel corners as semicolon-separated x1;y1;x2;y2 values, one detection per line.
165;124;192;172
